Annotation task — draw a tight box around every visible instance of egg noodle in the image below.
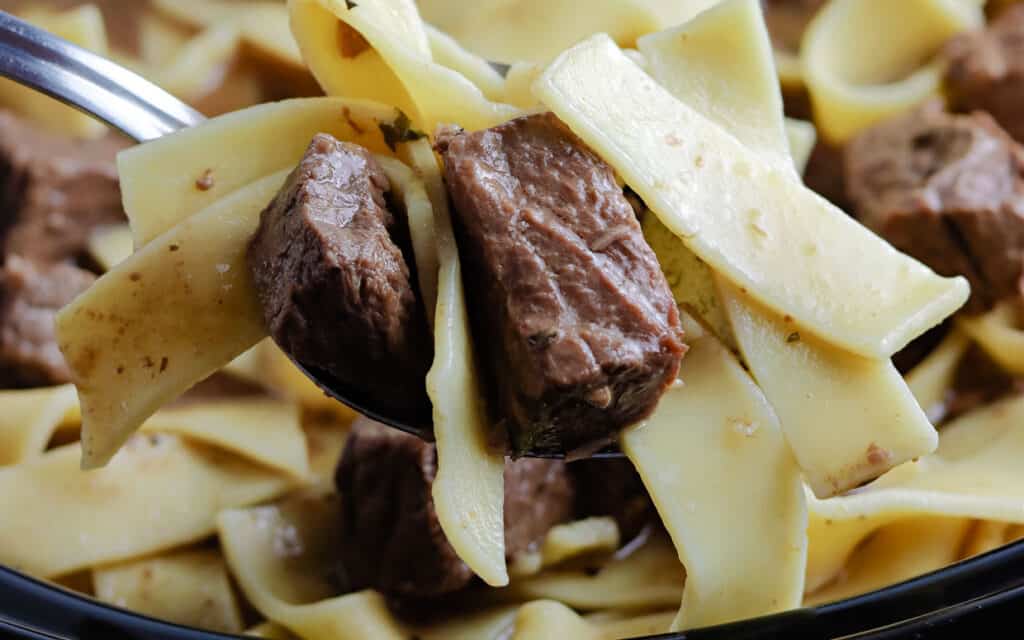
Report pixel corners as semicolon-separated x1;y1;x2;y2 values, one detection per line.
0;0;1020;637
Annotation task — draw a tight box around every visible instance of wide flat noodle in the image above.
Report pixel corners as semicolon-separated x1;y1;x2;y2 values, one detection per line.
0;434;294;577
805;395;1024;591
92;549;243;633
151;0;305;68
118;97;395;246
247;623;299;639
217;495;408;640
0;385;77;466
511;601;598;640
721;284;938;496
56;171;287;468
424;25;507;103
288;0;519;132
784;117;816;174
533;33;968;358
402;139;508;587
802;0;983;143
638;0;937;496
0;5;108;138
151;25;242;103
540;517;620;567
142;399;309;479
958;301;1024;377
622;315;806;630
905;330;971;423
512;601;680;640
962;521;1014;559
87;224;134;271
805;518;971;605
500;534;684;611
637;1;790;170
416;0;659;64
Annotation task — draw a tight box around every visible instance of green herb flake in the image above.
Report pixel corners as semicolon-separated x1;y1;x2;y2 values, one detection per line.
379;110;426;151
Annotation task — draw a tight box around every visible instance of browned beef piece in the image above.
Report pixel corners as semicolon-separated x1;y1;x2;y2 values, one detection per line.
569;458;654;542
803;139;850;210
247;134;431;404
845;101;1024;311
761;0;826;53
0;255;95;387
0;111;127;264
944;5;1024;144
335;418;575;598
945;343;1023;422
437;113;687;456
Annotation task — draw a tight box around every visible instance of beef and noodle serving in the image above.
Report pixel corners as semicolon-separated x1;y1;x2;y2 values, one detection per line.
1;0;1024;638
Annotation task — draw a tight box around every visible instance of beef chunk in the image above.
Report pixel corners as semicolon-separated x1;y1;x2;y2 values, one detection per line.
247;134;431;404
761;0;827;53
803;139;850;211
0;255;95;387
0;111;127;264
945;343;1023;422
569;458;654;542
335;417;574;598
944;5;1024;144
845;101;1024;311
437;113;687;456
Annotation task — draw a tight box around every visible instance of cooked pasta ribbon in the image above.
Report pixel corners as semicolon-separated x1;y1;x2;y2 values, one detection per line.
958;301;1024;377
57;171;286;468
118;98;394;246
637;1;791;171
92;549;244;633
288;0;519;132
151;0;305;69
150;25;242;103
636;0;938;496
784;117;816;174
533;33;968;359
423;25;507;103
0;385;77;466
218;495;409;640
0;5;108;138
722;284;938;496
805;395;1024;592
802;0;983;143
622;314;806;630
806;518;972;605
906;330;971;423
87;224;134;271
141;399;309;479
0;433;295;578
403;139;508;587
501;534;684;611
416;0;659;64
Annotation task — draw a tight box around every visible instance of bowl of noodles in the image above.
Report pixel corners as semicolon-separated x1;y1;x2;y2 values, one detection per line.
2;0;1024;638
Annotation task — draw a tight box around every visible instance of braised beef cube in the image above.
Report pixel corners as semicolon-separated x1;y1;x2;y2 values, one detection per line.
761;0;827;53
569;458;654;543
0;255;95;387
0;111;127;264
437;113;687;456
945;5;1024;144
335;418;574;598
246;134;431;404
803;139;850;211
845;101;1024;312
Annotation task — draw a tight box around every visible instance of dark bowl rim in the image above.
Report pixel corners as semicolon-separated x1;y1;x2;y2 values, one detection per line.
3;537;1024;640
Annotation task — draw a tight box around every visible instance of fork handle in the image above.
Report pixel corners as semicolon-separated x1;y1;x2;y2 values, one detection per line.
0;10;204;142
